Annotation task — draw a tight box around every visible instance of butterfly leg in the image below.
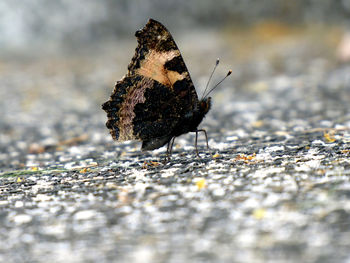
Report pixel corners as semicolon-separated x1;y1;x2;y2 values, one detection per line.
195;129;210;157
200;129;210;150
195;131;200;157
164;137;176;162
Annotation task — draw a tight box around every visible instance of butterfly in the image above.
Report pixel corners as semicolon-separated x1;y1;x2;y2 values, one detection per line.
102;19;230;159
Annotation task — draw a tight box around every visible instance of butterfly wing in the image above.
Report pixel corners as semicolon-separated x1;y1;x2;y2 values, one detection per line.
102;19;199;150
128;19;198;110
102;75;184;149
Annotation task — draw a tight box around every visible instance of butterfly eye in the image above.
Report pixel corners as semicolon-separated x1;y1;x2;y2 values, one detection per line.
200;100;210;113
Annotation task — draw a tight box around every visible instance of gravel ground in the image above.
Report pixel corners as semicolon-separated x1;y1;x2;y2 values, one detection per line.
1;26;350;263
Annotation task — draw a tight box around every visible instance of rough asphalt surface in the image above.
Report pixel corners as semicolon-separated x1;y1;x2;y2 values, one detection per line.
1;33;350;262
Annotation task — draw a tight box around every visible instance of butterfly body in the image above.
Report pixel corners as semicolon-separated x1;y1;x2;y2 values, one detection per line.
102;19;211;155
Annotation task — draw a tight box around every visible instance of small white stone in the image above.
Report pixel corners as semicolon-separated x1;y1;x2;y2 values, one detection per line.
33;194;53;202
14;201;24;208
213;188;226;197
264;145;285;152
31;180;53;194
226;135;238;141
74;210;96;220
13;214;32;224
0;200;9;206
311;140;326;146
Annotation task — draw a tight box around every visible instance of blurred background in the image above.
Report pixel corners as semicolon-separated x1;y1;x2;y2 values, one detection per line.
1;0;350;53
2;2;350;262
1;0;350;156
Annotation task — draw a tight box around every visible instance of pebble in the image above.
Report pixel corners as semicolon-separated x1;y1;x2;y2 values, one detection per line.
74;210;97;221
12;214;32;225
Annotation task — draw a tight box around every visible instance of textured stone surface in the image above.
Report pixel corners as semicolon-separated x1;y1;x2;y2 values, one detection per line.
1;25;350;262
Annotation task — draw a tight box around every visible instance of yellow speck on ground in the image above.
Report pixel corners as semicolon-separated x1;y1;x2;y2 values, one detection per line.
212;153;221;158
195;178;207;190
253;208;266;220
324;131;336;143
79;168;90;173
142;161;161;169
235;153;256;163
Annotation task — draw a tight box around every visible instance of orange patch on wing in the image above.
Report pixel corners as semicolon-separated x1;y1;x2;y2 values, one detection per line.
137;50;185;87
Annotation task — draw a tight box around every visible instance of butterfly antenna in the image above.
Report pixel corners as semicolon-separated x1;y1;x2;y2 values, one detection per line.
201;58;220;100
203;70;232;99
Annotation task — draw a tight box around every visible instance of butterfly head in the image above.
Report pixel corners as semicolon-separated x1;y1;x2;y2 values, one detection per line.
199;97;211;115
